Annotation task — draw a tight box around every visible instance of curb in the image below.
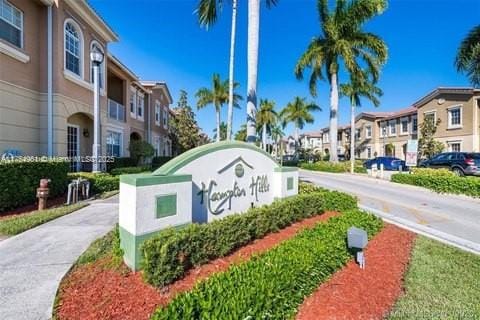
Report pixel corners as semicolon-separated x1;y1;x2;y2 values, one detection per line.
359;204;480;256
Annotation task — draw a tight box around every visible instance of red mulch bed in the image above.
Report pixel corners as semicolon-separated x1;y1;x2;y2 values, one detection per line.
55;211;339;320
0;194;67;219
296;224;416;320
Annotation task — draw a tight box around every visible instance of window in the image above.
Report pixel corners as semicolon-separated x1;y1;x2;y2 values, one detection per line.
448;106;462;128
153;135;161;156
155;102;161;126
64;20;82;76
448;141;461;152
108;99;125;122
367;146;372;159
137;93;144;120
323;132;329;143
90;42;104;89
401;118;409;134
379;123;385;137
412;117;418;132
337;132;342;141
163;108;168;128
355;129;361;140
0;0;22;48
389;120;396;136
365;125;372;138
130;88;136;118
106;131;122;157
424;111;436;125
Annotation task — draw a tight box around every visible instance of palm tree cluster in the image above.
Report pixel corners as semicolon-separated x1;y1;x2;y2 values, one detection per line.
195;73;242;142
195;0;278;141
295;0;388;164
194;0;389;166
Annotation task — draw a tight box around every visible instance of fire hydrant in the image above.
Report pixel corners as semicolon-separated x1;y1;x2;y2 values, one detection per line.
36;179;50;211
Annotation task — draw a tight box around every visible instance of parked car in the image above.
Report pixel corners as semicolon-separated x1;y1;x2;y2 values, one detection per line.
419;152;480;176
363;157;406;171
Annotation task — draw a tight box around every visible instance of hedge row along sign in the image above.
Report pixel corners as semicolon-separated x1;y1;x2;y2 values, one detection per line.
119;141;298;270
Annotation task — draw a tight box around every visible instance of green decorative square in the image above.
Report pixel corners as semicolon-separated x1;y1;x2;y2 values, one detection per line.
287;177;294;191
156;194;177;218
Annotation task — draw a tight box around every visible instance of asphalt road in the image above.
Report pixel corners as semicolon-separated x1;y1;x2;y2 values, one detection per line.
300;169;480;253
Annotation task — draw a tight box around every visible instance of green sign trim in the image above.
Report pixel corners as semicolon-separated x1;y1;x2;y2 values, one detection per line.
152;141;279;176
274;167;298;172
120;173;192;187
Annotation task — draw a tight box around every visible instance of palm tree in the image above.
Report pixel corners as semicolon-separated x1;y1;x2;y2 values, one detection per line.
256;99;278;150
270;123;284;156
295;0;387;163
340;75;383;173
213;121;228;141
234;124;247;141
455;25;480;87
196;73;243;142
196;0;239;140
246;0;279;143
280;96;320;151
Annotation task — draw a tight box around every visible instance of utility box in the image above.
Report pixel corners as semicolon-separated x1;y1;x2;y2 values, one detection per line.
347;226;368;249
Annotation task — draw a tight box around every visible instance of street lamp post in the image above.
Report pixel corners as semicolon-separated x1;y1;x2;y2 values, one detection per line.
90;48;104;173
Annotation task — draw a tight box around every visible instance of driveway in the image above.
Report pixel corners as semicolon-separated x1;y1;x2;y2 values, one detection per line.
0;196;118;320
300;170;480;254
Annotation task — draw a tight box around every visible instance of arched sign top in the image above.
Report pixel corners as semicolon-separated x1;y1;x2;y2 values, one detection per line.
152;141;279;176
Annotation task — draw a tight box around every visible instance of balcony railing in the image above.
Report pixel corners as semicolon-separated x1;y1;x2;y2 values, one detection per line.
108;99;125;122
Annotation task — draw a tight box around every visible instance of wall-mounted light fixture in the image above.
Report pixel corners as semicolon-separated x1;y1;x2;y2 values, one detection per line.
83;128;90;138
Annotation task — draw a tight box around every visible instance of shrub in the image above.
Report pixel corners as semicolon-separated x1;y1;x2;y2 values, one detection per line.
106;157;137;172
301;161;367;173
110;166;151;176
141;190;358;287
68;172;119;194
152;156;173;169
152;210;383;319
0;159;69;212
128;140;155;165
391;168;480;198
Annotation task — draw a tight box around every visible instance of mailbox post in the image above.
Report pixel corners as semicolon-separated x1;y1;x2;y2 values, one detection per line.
347;226;368;269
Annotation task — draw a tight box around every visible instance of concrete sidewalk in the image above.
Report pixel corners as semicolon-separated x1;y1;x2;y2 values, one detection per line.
0;196;118;320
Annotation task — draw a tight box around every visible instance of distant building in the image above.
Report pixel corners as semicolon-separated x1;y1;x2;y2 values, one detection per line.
301;87;480;160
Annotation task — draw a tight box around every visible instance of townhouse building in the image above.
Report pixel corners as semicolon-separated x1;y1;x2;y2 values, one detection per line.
299;131;322;152
414;87;480;153
0;0;173;171
303;87;479;160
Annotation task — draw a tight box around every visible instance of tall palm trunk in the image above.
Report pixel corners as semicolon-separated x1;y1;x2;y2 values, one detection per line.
246;0;260;143
329;73;339;162
226;0;237;140
262;123;267;150
216;108;221;142
350;103;355;173
295;125;299;152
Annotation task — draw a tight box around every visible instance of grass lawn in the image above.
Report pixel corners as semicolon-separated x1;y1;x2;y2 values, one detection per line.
388;236;480;319
0;202;88;236
75;225;123;266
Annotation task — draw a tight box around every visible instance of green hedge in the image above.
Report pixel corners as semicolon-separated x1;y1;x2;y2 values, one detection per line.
152;210;383;319
141;189;357;287
106;157;137;172
110;166;151;176
301;161;367;173
152;156;173;169
391;168;480;198
0;160;69;212
68;172;119;194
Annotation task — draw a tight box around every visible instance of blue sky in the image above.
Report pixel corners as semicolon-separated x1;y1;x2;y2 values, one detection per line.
91;0;479;138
